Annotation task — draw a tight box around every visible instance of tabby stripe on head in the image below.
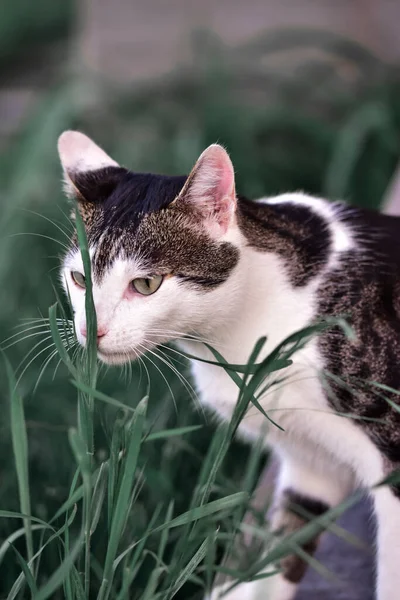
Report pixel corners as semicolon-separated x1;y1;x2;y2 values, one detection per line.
176;274;229;289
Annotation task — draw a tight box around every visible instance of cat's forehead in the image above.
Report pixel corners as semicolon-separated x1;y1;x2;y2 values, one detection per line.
88;208;192;279
79;171;185;276
80;200;239;287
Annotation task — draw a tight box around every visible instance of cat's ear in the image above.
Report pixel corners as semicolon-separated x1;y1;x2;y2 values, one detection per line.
176;144;236;236
58;131;125;223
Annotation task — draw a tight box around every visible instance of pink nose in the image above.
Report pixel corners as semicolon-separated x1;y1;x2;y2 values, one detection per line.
80;326;107;342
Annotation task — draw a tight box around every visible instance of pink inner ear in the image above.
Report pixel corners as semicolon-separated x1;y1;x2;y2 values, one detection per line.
182;144;236;236
206;148;235;233
213;152;234;202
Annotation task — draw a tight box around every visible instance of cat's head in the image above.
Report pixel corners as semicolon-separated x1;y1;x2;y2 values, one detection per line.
58;131;242;364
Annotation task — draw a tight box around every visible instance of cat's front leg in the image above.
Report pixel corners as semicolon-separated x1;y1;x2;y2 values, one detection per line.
207;450;352;600
206;572;295;600
374;482;400;600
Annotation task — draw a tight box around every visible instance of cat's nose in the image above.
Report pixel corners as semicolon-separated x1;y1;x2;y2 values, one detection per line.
80;326;108;342
96;329;107;342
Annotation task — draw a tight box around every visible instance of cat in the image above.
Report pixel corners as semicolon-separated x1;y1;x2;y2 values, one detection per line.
58;130;400;600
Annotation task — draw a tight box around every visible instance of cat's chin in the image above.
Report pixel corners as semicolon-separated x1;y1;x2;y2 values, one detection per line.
97;349;140;365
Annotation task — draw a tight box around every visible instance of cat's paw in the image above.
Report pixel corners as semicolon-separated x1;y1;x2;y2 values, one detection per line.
206;574;297;600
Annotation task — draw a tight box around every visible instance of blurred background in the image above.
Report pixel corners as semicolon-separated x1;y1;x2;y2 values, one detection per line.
1;0;400;597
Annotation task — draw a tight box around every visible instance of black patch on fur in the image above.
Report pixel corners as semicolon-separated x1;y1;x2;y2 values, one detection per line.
71;167;129;204
73;167;187;222
102;171;187;229
285;489;330;518
275;489;330;584
237;197;331;286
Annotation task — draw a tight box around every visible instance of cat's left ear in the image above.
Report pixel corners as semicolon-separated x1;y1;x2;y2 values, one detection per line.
58;130;126;200
175;144;236;237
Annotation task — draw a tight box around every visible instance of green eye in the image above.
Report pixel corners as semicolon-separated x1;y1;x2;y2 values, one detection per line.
71;271;86;288
132;275;163;296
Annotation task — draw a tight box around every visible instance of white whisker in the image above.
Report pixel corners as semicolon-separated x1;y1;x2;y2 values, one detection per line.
20;208;73;241
16;335;55;372
34;349;60;392
157;343;193;367
137;343;178;413
136;351;151;397
52;357;63;381
10;232;70;252
17;341;59;386
142;342;204;417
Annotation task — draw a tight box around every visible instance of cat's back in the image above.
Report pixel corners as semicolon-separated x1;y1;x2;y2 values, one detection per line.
238;192;400;282
238;192;400;380
339;204;400;277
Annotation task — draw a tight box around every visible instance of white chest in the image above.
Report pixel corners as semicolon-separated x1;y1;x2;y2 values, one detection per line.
190;339;326;440
182;250;328;443
189;340;383;489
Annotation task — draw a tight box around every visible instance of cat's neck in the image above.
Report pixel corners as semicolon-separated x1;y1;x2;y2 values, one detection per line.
180;246;316;362
177;242;319;430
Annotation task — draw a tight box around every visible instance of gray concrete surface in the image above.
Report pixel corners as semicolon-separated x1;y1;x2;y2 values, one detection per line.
297;496;375;600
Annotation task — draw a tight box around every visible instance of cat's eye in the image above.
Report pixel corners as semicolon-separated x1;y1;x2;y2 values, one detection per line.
131;275;163;296
71;271;86;288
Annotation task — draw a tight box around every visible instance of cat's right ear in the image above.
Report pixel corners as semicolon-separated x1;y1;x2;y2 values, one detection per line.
58;131;125;223
174;144;237;238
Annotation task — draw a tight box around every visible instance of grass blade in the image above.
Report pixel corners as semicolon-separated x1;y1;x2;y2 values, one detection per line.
33;532;84;600
74;202;97;377
97;397;147;600
108;418;124;533
3;353;33;562
144;425;203;442
48;303;78;378
91;462;109;535
152;492;248;535
10;545;37;596
71;379;136;412
115;505;163;600
0;525;43;567
5;504;79;600
74;201;99;597
168;537;210;598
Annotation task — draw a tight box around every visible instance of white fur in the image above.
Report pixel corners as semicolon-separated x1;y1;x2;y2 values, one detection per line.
207;573;297;600
63;191;398;600
58;131;119;196
58;131;119;174
373;485;400;600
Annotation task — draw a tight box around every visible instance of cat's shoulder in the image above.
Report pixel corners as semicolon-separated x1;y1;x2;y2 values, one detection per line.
242;191;400;255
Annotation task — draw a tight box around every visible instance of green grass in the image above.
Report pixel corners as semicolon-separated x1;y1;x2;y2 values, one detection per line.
1;22;400;599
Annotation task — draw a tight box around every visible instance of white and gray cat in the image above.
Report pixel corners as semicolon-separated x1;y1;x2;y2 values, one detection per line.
58;130;400;600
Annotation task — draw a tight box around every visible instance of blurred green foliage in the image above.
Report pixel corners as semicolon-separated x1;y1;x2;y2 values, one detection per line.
0;0;72;68
1;14;400;598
